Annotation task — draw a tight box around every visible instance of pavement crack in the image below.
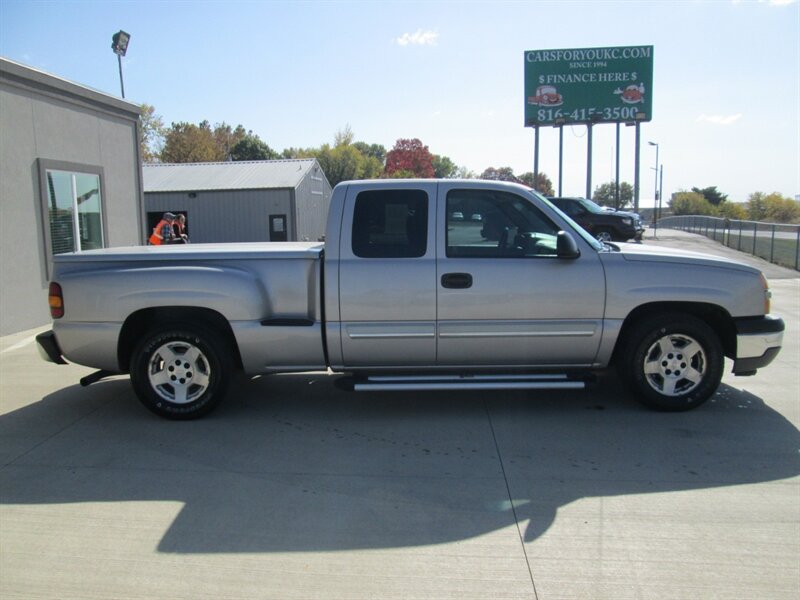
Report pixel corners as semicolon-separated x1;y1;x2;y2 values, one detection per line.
483;396;539;599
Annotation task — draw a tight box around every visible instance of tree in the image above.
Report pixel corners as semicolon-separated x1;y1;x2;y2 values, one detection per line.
592;181;633;208
691;186;728;206
352;142;386;164
480;166;518;182
280;130;385;186
230;135;279;161
160;121;220;163
763;192;800;223
746;192;768;221
746;192;800;223
213;123;248;160
716;201;747;220
384;138;435;178
519;172;555;196
432;154;458;178
139;103;164;163
455;166;476;179
160;121;258;163
313;143;384;187
334;125;354;147
669;191;716;216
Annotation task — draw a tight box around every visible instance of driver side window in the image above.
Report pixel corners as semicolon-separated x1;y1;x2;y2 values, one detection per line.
446;189;559;258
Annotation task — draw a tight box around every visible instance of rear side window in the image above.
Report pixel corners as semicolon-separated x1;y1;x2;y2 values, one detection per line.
352;190;428;258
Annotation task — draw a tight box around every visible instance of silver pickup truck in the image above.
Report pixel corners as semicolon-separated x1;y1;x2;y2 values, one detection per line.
37;179;784;419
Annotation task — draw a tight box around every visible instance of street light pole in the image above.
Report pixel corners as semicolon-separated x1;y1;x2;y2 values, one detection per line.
111;30;131;98
116;54;125;98
648;141;659;237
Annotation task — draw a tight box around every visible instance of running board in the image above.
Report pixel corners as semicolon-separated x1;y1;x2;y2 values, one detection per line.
349;373;590;392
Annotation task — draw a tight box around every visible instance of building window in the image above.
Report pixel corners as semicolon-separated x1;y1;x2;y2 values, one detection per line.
45;169;104;254
38;160;106;277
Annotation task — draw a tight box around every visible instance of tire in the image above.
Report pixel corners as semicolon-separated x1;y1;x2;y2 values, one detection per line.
595;229;613;242
130;324;233;419
619;313;724;411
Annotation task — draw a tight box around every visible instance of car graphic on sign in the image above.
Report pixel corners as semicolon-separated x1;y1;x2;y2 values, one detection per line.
615;83;645;104
528;85;563;106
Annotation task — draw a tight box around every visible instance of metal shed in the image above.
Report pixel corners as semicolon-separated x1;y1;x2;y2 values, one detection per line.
143;159;332;243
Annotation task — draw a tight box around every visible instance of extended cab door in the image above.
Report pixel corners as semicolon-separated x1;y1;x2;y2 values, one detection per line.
337;182;437;367
436;184;606;367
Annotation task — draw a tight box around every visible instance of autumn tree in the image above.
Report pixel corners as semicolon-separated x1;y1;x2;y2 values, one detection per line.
519;172;555;196
480;166;518;182
669;191;716;216
139;103;165;163
384;138;435;178
748;192;800;223
160;120;264;163
716;201;747;220
763;193;800;223
160;121;220;163
593;181;633;209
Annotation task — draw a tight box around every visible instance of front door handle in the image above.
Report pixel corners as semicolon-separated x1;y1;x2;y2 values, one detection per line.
441;272;473;289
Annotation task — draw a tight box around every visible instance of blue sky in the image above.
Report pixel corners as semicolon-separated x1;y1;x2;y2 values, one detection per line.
1;0;798;205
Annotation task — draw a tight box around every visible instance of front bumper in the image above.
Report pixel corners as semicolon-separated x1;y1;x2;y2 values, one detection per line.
36;330;67;365
733;315;785;375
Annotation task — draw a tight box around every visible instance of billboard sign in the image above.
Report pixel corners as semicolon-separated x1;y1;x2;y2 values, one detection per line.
524;45;653;126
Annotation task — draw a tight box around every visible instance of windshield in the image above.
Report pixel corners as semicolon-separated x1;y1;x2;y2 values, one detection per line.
579;198;607;214
525;190;604;251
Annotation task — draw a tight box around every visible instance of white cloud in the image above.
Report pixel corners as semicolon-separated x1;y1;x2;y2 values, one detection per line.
395;29;439;47
696;113;743;125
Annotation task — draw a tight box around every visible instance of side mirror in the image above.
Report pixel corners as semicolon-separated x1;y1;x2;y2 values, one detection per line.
556;231;581;259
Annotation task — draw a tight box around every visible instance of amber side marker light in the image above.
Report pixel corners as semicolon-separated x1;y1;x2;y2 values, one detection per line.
760;273;771;314
48;282;64;318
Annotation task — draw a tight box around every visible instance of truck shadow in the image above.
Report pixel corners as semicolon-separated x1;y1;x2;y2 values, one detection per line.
1;373;797;554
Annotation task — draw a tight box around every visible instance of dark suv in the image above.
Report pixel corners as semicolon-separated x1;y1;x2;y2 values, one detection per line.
547;196;644;242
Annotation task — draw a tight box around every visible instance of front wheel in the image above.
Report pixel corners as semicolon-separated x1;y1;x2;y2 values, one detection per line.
619;313;724;411
130;325;233;419
595;229;613;242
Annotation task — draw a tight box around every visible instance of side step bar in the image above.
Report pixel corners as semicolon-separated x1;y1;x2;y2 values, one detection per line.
349;373;591;392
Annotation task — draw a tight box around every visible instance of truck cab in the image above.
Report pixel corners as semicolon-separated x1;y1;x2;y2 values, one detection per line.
547;196;643;242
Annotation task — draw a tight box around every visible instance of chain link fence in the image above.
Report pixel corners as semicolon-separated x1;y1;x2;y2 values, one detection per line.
658;215;800;272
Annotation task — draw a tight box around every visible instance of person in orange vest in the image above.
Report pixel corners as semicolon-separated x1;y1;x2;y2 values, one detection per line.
148;212;176;245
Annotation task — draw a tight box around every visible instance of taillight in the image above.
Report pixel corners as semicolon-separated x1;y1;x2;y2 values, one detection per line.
48;282;64;319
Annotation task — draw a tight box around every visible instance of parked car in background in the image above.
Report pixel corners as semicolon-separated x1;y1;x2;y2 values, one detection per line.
547;196;644;242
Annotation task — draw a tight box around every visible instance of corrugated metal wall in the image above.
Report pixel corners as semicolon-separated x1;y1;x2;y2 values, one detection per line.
145;189;294;243
294;166;332;241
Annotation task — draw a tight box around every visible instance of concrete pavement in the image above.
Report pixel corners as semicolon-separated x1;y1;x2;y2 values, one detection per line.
1;231;798;599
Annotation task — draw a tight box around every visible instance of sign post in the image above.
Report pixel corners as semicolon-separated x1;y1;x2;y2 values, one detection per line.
525;46;653;202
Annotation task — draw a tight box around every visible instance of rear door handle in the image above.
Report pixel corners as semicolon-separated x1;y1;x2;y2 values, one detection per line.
441;272;473;289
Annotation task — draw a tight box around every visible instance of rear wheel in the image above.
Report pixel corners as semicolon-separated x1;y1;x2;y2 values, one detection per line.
130;324;232;419
619;313;724;411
